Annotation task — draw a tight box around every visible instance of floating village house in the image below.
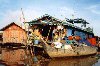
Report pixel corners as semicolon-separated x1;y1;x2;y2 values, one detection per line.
27;14;96;46
24;14;98;57
0;22;27;46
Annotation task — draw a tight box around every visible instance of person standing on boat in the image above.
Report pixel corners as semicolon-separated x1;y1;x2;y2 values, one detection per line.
56;25;66;40
52;27;57;39
53;32;59;42
52;25;65;48
32;28;41;45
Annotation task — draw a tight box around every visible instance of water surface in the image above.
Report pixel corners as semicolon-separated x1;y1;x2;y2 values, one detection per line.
0;47;100;66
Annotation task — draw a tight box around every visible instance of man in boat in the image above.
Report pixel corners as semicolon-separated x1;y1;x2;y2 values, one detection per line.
32;28;42;45
53;32;62;48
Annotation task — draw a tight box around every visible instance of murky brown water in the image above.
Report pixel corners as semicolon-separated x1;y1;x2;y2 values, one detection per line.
0;47;100;66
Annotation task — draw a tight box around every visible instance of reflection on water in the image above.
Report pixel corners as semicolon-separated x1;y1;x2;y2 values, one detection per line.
0;47;26;66
44;57;97;66
0;47;100;66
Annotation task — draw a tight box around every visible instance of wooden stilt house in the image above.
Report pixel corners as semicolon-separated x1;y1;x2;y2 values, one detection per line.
0;22;27;46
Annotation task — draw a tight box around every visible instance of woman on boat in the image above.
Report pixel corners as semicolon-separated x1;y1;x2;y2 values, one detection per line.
52;32;62;48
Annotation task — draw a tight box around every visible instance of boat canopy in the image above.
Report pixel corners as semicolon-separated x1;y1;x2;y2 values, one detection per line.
25;14;93;34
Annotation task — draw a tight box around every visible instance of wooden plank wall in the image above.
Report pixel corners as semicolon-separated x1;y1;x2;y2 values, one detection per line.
3;24;27;45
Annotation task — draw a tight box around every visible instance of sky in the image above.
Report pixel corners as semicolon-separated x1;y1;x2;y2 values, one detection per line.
0;0;100;36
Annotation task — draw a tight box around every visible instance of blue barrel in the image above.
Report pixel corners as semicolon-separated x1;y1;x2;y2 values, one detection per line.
34;40;39;44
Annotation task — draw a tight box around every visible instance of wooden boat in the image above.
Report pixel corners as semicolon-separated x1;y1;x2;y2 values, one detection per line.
26;14;97;58
44;44;97;58
41;38;97;58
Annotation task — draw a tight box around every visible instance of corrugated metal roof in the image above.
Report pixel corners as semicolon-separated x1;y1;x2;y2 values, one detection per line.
26;14;93;34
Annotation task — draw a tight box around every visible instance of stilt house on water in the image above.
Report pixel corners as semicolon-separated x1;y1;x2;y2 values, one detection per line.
0;22;27;46
26;14;97;57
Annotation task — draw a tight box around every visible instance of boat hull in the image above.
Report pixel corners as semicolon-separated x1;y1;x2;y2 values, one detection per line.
44;45;97;58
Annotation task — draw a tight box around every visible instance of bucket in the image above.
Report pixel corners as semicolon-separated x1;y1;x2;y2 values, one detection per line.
34;40;39;44
68;36;73;40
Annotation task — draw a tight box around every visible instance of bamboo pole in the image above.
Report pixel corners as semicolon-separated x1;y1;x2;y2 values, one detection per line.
47;26;51;41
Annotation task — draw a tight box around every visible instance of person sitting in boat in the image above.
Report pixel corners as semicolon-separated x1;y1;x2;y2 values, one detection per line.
53;32;62;48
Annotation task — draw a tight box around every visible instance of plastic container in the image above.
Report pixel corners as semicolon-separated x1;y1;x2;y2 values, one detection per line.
34;40;39;44
75;36;81;40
